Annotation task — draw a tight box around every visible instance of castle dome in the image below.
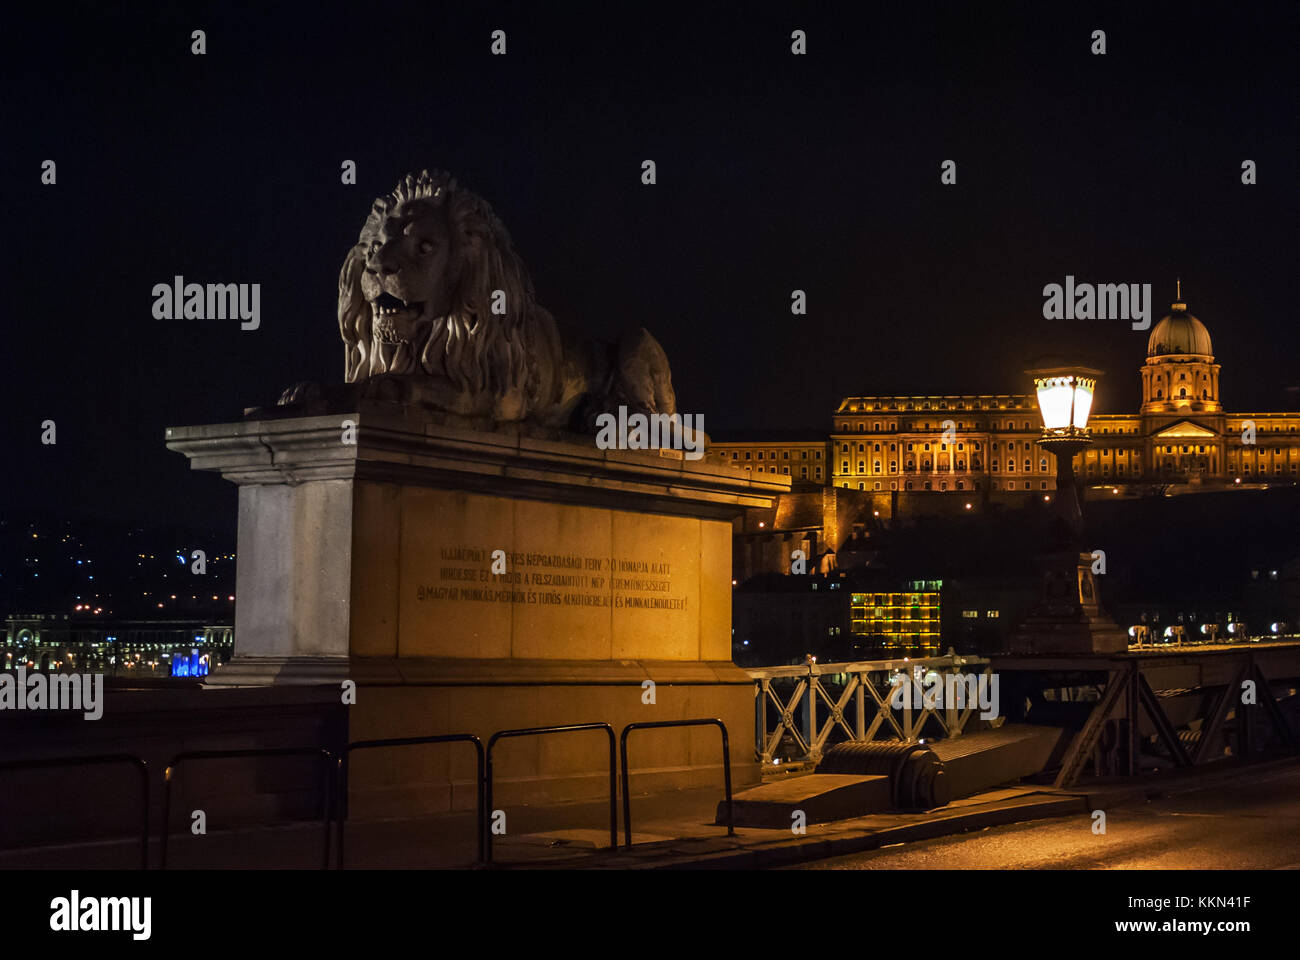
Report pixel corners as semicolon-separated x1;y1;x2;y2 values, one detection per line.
1147;298;1212;358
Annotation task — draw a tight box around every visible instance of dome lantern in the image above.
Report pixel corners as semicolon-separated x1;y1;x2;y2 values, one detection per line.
1146;282;1212;358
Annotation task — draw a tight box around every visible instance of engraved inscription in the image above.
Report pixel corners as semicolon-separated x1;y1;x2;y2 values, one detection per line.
415;547;687;611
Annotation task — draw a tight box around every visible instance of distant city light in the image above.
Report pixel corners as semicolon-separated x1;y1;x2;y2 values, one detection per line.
171;651;210;678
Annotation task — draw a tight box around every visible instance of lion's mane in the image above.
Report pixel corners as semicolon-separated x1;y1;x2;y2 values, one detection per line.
338;170;539;402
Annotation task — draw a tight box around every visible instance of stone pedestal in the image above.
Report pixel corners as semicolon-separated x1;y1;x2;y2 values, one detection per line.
167;402;788;813
1010;551;1128;654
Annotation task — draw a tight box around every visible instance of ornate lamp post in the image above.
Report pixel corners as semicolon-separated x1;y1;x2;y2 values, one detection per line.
1032;367;1099;550
1013;366;1127;653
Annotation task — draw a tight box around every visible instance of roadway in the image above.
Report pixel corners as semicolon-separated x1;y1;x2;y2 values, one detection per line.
787;760;1300;869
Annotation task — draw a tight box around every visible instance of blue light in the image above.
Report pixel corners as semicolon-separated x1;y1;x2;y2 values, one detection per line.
171;651;209;678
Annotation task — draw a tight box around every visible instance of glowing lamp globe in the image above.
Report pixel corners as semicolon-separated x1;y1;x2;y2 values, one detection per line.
1027;366;1102;436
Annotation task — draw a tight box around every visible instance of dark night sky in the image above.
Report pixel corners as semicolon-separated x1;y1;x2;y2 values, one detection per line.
4;1;1297;534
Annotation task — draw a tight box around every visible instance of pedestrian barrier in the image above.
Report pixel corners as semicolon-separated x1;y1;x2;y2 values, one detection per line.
161;746;335;869
485;722;617;863
7;716;753;868
335;734;484;868
0;753;150;869
619;718;733;847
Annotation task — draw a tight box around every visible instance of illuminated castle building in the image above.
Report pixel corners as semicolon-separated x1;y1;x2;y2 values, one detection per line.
715;291;1300;496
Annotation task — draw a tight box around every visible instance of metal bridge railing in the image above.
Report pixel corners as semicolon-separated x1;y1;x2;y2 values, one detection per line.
746;651;993;765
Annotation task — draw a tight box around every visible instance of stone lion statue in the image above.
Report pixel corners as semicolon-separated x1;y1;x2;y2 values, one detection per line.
278;169;677;430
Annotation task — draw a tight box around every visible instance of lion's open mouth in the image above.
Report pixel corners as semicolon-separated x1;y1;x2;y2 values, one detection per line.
371;292;429;342
373;291;425;317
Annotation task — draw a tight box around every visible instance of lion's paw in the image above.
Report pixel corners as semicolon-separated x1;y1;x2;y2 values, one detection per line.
277;381;326;406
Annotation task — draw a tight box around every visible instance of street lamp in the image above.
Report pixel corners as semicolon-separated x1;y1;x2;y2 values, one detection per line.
1029;366;1101;547
1032;368;1098;434
1011;365;1126;653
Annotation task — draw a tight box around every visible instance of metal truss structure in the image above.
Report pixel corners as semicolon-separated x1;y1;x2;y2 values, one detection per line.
746;652;995;765
995;643;1300;788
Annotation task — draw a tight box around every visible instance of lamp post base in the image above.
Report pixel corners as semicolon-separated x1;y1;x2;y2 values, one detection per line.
1010;551;1128;654
1009;616;1129;655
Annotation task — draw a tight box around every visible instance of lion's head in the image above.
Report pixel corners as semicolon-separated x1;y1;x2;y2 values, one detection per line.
338;170;536;400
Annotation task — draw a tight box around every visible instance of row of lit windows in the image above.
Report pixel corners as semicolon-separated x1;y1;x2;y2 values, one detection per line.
835;417;1300;437
851;608;940;620
852;622;943;635
836;420;1038;433
1229;463;1298;475
829;463;1300;485
838;446;1299;474
838;458;1046;473
804;457;1299;489
840;438;1047;455
840;397;1030;413
1083;465;1137;476
747;465;824;479
850;592;940;606
989;460;1050;472
833;438;1300;457
726;449;824;460
1227;423;1300;433
838;479;1042;491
